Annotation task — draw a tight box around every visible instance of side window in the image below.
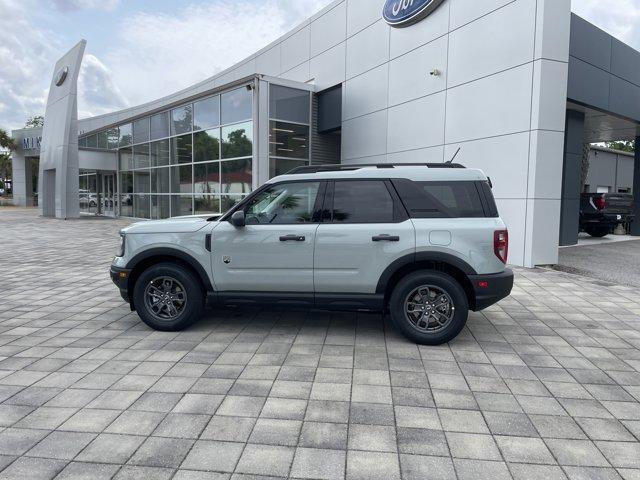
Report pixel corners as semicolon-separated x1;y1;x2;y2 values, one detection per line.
244;182;321;225
332;181;394;223
393;179;487;218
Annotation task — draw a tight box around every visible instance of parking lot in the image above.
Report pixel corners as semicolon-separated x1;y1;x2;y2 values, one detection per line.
1;208;640;480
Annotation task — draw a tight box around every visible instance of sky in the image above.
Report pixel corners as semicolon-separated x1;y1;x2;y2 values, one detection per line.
0;0;639;132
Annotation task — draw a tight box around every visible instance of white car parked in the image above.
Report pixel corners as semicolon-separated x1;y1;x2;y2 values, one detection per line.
111;164;513;345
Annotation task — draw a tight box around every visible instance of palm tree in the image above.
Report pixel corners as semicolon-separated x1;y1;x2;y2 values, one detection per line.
0;128;16;151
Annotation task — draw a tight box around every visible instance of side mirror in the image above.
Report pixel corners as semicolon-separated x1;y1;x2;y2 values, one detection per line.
230;210;246;228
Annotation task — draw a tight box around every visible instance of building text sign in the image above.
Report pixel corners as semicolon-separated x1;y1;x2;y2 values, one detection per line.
22;136;42;151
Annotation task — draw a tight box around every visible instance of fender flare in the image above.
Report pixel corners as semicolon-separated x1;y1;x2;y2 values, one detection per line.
126;247;213;292
375;251;478;295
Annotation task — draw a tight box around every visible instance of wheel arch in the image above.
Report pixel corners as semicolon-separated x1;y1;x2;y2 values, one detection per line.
377;252;477;311
126;248;213;308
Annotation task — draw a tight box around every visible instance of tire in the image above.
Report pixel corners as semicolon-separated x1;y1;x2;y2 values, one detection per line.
389;271;469;345
133;262;204;331
585;226;610;238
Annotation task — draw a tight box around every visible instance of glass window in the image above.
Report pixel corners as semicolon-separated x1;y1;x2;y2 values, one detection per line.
221;195;243;213
244;182;320;225
194;129;220;162
221;87;252;124
194;161;220;194
269;158;307;179
134;195;150;219
269;85;310;124
221;122;252;159
171;134;192;164
107;128;119;149
119;147;134;171
194;96;220;131
332;181;394;223
79;136;87;148
150;111;170;140
97;131;108;149
151;195;171;219
221;159;251;194
170;165;193;194
171;195;193;217
119;123;132;147
195;195;220;215
269;121;309;159
171;105;192;136
86;134;98;149
150;139;170;167
151;167;170;194
416;182;485;218
119;172;134;217
133;117;150;144
134;170;150;194
133;144;151;169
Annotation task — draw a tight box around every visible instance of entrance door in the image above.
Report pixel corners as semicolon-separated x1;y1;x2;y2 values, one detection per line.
102;173;116;217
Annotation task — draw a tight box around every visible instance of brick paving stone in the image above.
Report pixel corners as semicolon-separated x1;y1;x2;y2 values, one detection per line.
1;209;640;478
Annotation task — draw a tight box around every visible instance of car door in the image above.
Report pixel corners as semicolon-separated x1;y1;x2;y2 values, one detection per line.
314;179;416;299
212;180;324;294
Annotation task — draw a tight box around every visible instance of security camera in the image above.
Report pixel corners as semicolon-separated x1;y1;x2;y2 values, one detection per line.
430;69;441;77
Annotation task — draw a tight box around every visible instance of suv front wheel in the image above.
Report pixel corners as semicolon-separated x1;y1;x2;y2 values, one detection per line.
133;262;204;331
389;271;469;345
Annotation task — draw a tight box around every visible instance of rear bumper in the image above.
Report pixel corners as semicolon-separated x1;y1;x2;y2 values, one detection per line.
581;213;634;226
110;266;132;303
469;269;514;311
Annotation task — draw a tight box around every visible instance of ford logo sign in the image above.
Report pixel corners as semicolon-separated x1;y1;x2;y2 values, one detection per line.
383;0;446;27
55;66;69;87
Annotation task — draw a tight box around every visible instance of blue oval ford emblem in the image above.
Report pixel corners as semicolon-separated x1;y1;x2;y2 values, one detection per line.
383;0;446;27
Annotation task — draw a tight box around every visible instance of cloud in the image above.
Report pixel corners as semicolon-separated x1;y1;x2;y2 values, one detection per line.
50;0;120;11
78;54;129;118
572;0;640;50
102;0;333;108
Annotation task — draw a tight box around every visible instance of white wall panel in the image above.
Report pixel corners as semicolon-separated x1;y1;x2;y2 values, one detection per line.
447;0;536;88
535;0;571;62
445;64;533;144
342;110;388;160
311;2;347;57
388;36;448;107
346;20;390;79
346;0;382;36
256;46;281;77
387;145;444;164
387;92;446;153
310;43;346;91
281;62;311;83
281;26;311;73
449;0;513;31
528;130;564;200
389;2;449;58
525;199;561;266
344;64;388;120
531;59;569;132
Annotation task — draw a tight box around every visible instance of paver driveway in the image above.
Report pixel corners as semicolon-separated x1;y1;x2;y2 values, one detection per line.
1;207;640;480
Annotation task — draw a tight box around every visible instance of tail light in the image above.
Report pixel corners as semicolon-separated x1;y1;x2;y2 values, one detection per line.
494;230;509;264
594;196;606;210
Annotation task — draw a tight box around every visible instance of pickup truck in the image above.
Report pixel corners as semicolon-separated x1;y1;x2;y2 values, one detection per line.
580;192;634;237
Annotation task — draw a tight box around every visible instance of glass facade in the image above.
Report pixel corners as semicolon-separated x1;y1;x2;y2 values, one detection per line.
77;81;312;219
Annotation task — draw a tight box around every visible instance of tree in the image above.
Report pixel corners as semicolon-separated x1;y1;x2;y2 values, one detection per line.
25;115;44;129
605;140;635;153
0;153;12;191
0;128;16;151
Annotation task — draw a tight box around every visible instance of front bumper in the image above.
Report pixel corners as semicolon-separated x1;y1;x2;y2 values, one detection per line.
110;265;132;303
469;268;514;311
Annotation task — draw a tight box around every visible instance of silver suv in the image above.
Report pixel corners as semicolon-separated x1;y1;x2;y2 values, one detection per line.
111;164;514;345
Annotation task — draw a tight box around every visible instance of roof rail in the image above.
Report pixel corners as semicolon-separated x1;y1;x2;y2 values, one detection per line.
285;163;466;175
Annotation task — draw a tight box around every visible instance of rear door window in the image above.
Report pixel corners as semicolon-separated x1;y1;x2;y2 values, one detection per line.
331;180;395;223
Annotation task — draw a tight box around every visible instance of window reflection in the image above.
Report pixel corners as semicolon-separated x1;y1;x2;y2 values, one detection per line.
221;195;243;212
133;118;150;144
119;123;132;147
171;134;192;164
221;88;252;124
151;167;170;194
151;195;171;219
269;158;307;178
171;195;193;217
221;159;251;194
107;128;119;150
194;162;220;194
222;122;252;159
150;112;170;140
194;96;220;131
150;139;170;167
170;165;193;194
134;170;150;194
194;129;220;162
134;195;150;218
134;144;151;169
195;195;220;215
171;105;192;136
269;85;310;124
97;131;108;149
119;148;134;171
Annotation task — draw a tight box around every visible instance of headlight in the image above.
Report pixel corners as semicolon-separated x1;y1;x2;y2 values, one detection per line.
117;233;126;257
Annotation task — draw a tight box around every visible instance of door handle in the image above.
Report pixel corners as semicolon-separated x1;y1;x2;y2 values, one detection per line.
280;235;306;242
372;234;400;242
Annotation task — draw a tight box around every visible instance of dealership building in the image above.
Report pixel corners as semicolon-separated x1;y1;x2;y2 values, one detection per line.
9;0;640;267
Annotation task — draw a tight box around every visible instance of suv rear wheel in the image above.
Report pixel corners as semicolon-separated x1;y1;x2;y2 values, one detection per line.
389;271;469;345
133;263;204;331
585;226;610;238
